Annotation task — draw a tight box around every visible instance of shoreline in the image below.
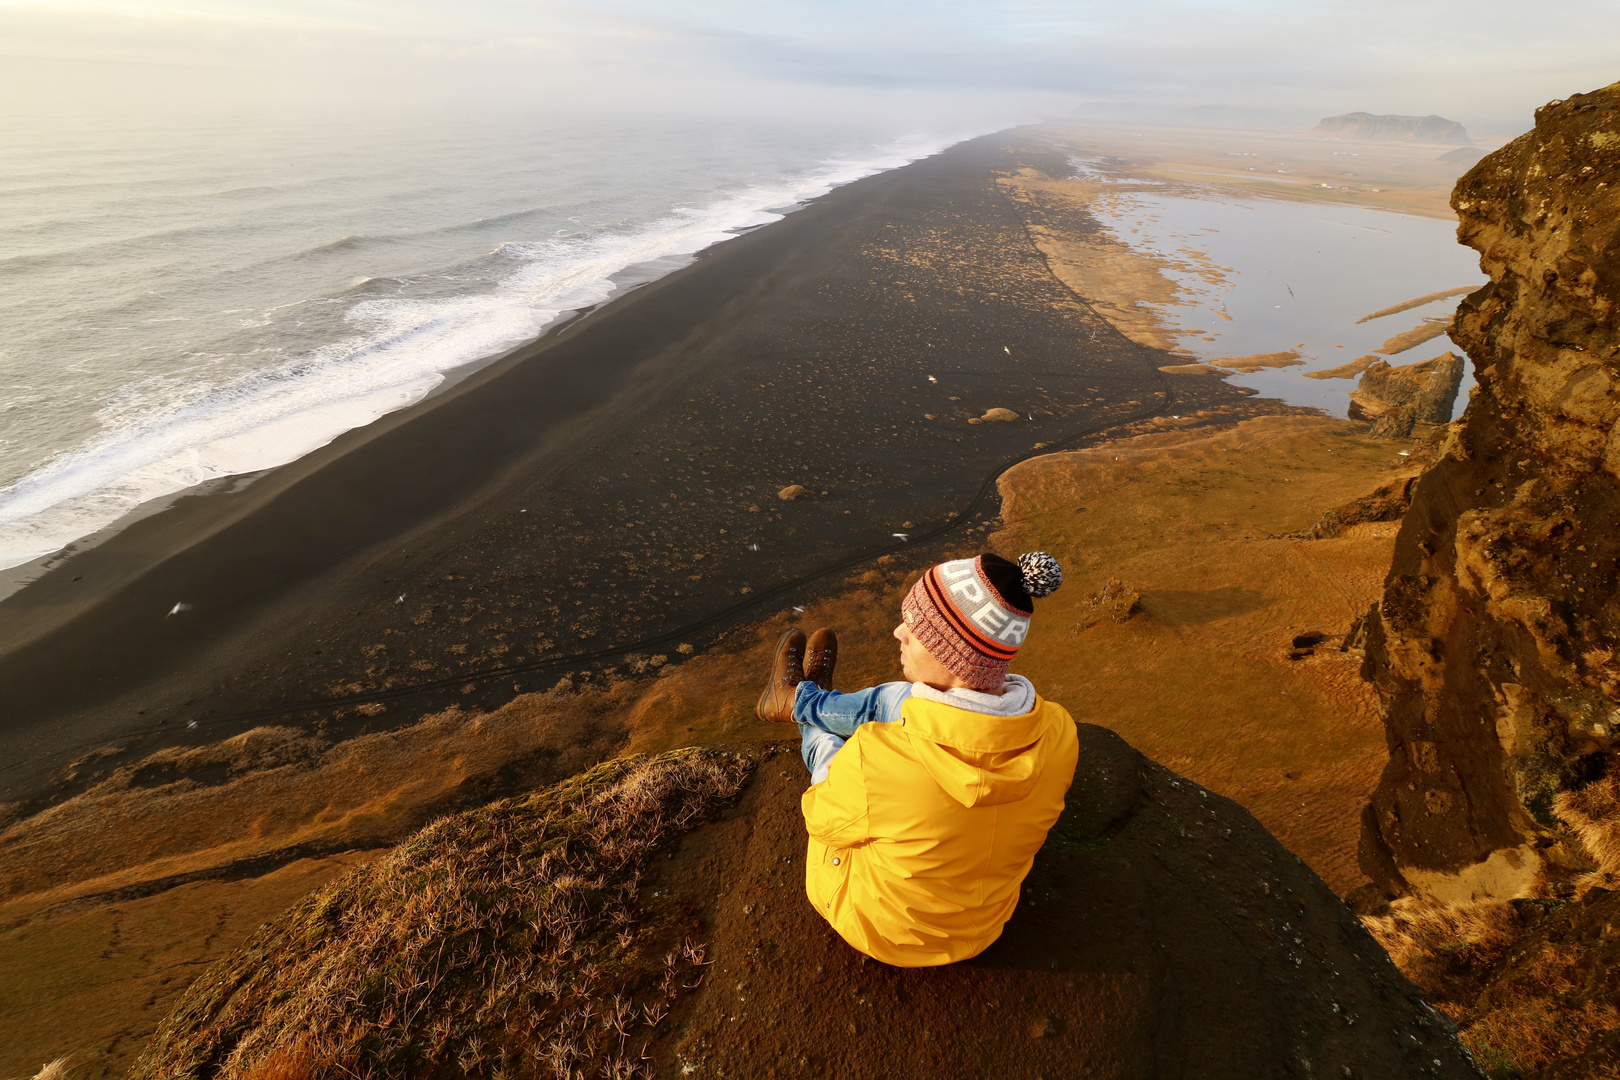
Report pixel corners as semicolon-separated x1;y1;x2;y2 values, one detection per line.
0;301;623;608
0;129;1281;805
1;122;1475;609
0;180;859;604
0;134;969;587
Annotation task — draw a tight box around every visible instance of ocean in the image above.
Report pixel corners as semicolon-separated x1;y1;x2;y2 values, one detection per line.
0;111;968;574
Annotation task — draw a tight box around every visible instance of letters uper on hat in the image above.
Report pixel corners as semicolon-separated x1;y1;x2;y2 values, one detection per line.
901;552;1062;691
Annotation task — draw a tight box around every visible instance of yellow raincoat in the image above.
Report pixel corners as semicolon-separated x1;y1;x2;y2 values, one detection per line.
800;692;1078;967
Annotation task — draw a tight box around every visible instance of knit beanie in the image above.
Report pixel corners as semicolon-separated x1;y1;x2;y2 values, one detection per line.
901;551;1063;691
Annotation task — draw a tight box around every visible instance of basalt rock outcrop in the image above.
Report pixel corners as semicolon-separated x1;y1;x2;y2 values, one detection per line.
133;738;1481;1080
1358;83;1620;903
1348;353;1466;438
1313;112;1473;145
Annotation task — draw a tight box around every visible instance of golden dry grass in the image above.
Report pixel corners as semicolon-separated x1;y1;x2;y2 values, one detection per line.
1556;775;1620;893
1363;805;1620;1078
1378;894;1620;1079
132;748;756;1080
1363;898;1522;1016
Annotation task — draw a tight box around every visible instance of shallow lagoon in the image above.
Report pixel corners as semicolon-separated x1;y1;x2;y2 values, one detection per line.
1087;187;1487;418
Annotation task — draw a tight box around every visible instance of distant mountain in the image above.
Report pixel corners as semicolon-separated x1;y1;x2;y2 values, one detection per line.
1437;146;1486;165
1311;112;1472;145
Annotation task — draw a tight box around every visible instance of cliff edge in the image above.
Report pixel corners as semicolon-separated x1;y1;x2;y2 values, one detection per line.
132;736;1480;1079
1359;82;1620;902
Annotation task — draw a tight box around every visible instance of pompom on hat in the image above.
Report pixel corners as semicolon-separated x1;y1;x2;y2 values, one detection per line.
901;551;1062;691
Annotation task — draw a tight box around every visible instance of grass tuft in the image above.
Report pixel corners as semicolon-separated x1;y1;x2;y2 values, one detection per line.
1555;774;1620;894
129;747;758;1080
1362;897;1520;1015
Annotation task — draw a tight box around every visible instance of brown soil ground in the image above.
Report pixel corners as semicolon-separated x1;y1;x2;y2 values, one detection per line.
0;852;380;1080
0;412;1427;1079
994;414;1423;894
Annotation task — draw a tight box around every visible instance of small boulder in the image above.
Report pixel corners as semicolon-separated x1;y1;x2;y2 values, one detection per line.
981;408;1020;422
777;485;809;501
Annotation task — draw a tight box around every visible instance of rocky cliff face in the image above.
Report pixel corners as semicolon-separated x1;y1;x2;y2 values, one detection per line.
1359;83;1620;903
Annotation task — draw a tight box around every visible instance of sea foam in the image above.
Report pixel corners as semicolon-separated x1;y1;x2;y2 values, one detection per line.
0;138;954;571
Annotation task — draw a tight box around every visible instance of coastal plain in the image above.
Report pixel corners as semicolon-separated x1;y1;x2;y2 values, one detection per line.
0;125;1459;1077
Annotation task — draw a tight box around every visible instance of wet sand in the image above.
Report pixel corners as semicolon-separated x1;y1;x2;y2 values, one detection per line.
0;131;1277;808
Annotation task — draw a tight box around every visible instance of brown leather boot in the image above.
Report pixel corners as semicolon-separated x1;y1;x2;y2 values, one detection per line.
756;629;807;723
804;627;838;691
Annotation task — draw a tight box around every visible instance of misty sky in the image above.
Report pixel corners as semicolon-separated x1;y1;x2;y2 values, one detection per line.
3;1;1618;135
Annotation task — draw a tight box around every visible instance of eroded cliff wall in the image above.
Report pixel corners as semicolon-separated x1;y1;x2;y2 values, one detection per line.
1361;82;1620;902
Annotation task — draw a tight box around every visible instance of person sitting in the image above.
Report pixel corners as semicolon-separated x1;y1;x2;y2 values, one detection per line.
756;551;1078;967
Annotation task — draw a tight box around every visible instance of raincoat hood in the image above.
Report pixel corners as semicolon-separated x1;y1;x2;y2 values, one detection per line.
900;697;1052;808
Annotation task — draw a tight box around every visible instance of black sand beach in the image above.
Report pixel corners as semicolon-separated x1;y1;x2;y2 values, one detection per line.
0;131;1274;806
